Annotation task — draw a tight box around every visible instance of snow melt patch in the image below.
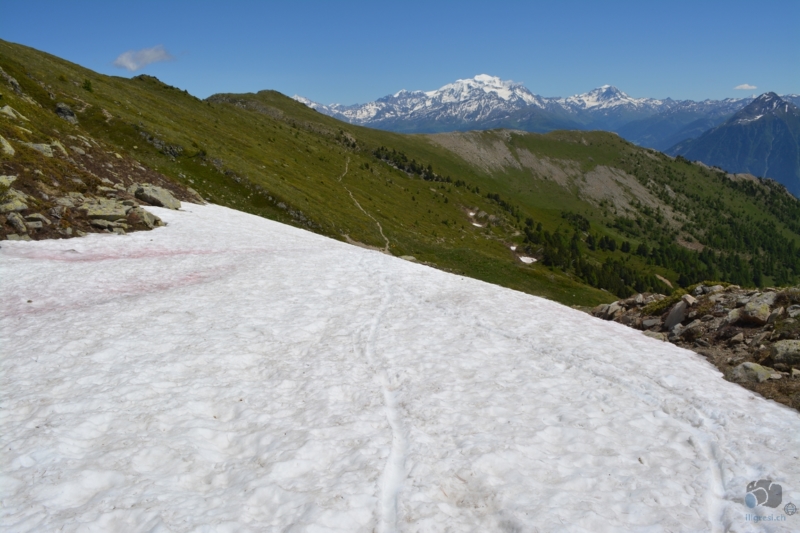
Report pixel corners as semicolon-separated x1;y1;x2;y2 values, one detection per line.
518;256;536;263
2;203;800;532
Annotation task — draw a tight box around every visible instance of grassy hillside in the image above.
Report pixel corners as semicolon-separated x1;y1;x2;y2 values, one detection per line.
3;39;800;307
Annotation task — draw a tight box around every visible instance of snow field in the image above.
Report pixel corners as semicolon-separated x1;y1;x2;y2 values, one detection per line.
2;203;799;532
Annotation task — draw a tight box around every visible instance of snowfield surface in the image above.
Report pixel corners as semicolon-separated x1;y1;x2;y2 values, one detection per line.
2;203;800;532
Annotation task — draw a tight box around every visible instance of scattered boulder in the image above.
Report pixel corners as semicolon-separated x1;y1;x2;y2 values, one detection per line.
767;307;784;324
729;332;745;345
592;303;609;317
0;134;14;156
90;219;127;232
681;320;705;341
25;213;51;225
590;284;800;411
642;318;661;329
643;331;667;341
724;308;742;325
19;142;54;157
131;184;180;210
771;340;800;367
55;103;78;124
80;199;130;221
126;207;164;229
6;211;27;234
664;300;688;331
0;188;28;213
0;105;27;120
740;300;771;326
731;362;773;383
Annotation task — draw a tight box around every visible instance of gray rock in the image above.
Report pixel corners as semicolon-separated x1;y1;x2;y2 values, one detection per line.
731;362;773;383
90;219;128;230
664;300;688;331
740;300;771;325
55;102;78;124
605;301;623;320
771;340;800;367
133;184;180;210
706;285;725;294
793;368;800;378
643;331;667;341
25;220;42;230
20;142;54;157
724;308;742;325
681;320;704;341
0;134;14;156
693;285;706;296
787;305;800;319
0;190;28;213
592;303;609;317
634;293;645;305
751;331;770;346
681;294;697;306
642;318;661;329
126;207;163;229
70;145;86;155
6;211;27;234
756;292;777;307
49;205;67;219
25;213;51;225
0;105;26;120
81;199;130;221
729;332;745;344
767;307;784;324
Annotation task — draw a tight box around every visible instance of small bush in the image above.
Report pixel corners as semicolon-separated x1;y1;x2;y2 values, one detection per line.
643;289;687;316
82;79;93;92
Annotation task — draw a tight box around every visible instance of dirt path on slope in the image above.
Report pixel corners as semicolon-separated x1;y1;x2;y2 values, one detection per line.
339;157;391;253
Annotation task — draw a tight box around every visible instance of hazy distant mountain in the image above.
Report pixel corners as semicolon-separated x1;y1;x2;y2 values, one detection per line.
616;98;754;151
668;93;800;195
294;75;767;143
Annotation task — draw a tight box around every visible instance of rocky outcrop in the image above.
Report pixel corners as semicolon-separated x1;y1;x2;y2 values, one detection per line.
55;103;78;124
2;179;166;240
591;283;800;410
130;184;180;210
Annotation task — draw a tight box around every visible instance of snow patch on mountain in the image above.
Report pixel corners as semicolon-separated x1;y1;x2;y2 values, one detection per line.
558;85;665;111
2;203;800;531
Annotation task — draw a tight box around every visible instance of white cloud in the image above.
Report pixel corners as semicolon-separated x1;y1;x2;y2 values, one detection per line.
734;84;757;90
113;45;173;72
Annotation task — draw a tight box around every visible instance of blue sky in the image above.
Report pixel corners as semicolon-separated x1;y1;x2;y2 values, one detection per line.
3;0;798;104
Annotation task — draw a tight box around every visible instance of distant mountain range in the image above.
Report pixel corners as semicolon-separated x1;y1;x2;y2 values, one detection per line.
295;75;800;193
296;76;800;149
668;93;800;195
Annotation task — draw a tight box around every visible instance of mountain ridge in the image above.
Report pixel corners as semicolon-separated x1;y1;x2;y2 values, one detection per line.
3;39;800;309
293;74;765;137
667;93;800;195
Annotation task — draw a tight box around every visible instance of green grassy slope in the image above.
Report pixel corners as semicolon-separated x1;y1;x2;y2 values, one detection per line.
3;39;800;307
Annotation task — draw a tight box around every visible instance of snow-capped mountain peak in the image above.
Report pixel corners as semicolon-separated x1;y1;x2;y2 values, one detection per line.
422;74;542;106
730;92;800;125
561;85;663;111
